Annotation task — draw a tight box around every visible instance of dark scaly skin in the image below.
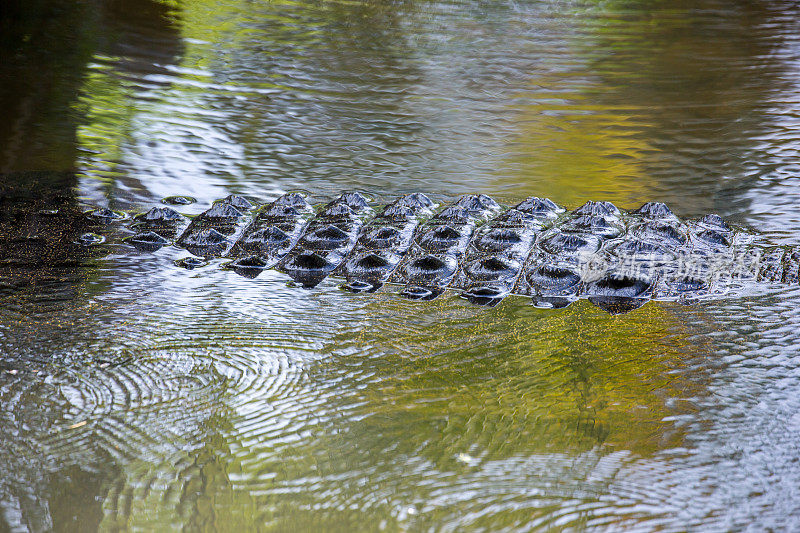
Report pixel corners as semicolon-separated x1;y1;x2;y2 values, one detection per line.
389;194;501;300
453;197;561;306
276;192;372;287
337;193;436;293
127;206;186;251
225;193;314;277
175;195;254;257
118;193;800;313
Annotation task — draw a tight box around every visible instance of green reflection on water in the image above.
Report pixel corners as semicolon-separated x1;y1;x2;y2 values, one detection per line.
91;294;715;531
500;0;793;212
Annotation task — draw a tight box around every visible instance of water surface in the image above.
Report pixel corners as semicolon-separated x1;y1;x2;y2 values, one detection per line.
2;0;800;530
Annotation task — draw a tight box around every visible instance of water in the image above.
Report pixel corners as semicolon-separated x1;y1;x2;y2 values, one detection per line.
2;0;800;530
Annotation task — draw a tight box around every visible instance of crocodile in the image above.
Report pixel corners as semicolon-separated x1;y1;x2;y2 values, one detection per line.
8;191;800;314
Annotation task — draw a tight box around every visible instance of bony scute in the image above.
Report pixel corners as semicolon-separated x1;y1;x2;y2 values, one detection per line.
107;193;796;314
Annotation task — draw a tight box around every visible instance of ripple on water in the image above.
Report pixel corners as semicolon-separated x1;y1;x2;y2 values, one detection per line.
4;0;800;529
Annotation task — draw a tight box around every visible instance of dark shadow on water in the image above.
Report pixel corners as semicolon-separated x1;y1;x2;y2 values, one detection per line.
0;1;185;530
